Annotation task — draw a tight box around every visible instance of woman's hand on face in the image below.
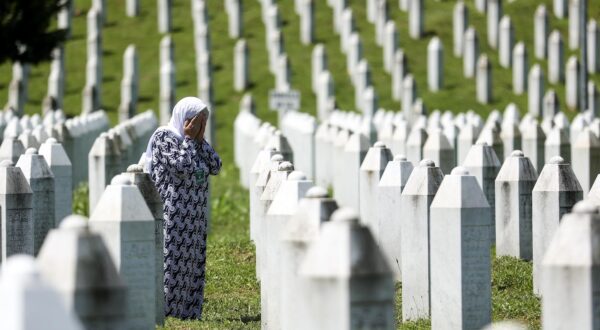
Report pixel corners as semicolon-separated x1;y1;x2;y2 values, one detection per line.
184;115;202;139
195;112;208;142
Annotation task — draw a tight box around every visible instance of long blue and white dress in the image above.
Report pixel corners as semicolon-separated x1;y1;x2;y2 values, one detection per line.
149;128;222;319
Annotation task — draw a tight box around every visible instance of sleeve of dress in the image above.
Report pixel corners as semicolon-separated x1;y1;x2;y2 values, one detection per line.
153;132;199;176
199;139;222;175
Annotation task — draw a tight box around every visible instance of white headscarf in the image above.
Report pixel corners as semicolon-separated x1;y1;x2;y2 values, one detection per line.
144;97;210;173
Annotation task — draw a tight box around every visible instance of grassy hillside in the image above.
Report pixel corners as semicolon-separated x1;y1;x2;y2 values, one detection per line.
1;0;599;328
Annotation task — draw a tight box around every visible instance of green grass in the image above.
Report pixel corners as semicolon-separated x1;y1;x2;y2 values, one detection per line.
5;0;597;328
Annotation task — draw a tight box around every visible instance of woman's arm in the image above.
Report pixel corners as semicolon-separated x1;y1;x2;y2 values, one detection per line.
153;130;199;176
199;139;222;175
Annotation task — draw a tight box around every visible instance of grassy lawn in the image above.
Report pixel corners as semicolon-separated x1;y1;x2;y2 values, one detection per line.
2;0;599;328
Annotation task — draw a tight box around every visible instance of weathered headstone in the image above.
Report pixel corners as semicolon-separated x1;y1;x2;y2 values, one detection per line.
263;171;313;330
300;0;314;44
499;16;514;68
375;0;388;47
428;37;444;92
532;156;582;294
47;47;65;110
37;215;127;329
126;0;139;17
409;0;424;39
340;8;355;53
495;151;537;260
228;0;243;38
89;175;156;329
401;159;444;321
541;201;600;329
88;133;122;213
157;0;172;33
453;1;469;57
392;50;407;101
159;36;175;125
477;54;492;104
548;30;565;83
38;138;71;226
58;0;74;36
423;129;454;174
332;128;352;204
430;167;491;329
383;21;398;73
234;39;249;92
464;27;480;78
543;89;560;120
528;64;545;117
280;186;338;330
376;155;413;281
402;74;417;121
312;45;328;94
346;32;363;76
258;161;294;328
298;208;395;330
464;141;501;239
406;127;428;165
567;0;580;50
522;121;546;172
475;0;486;12
16;149;54;256
339;131;369;207
359;141;393;227
354;60;371;111
458;123;478;165
545;126;571;164
0;255;83;330
535;5;549;59
119;45;138;122
565;56;580;110
500;120;521;159
513;42;528;95
392;120;410;156
0;161;33;260
123;164;165;326
477;126;503;165
487;0;503;49
18;130;40;150
553;0;568;19
571;128;600;196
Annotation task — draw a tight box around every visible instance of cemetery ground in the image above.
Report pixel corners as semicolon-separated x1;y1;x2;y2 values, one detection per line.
3;0;598;328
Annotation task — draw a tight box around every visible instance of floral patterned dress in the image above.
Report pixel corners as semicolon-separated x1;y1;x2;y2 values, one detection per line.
149;128;222;319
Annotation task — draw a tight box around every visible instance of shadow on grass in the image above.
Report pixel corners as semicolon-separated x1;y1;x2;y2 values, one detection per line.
138;95;154;103
239;314;261;324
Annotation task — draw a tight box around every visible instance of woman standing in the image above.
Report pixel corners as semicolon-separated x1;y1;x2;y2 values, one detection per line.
145;97;222;319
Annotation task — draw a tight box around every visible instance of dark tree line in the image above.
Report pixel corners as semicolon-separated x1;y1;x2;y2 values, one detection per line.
0;0;69;65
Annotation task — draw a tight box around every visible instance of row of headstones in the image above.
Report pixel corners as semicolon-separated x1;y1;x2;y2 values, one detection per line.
192;0;216;144
236;100;600;320
88;110;158;214
256;0;293;95
0;165;167;329
0;139;70;261
243;134;598;329
449;2;600;110
233;92;594;191
0;109;108;189
231;0;311;96
304;0;599;120
57;0;173;34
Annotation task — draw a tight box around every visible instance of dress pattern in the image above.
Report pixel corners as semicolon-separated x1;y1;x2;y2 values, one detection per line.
149;128;222;319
